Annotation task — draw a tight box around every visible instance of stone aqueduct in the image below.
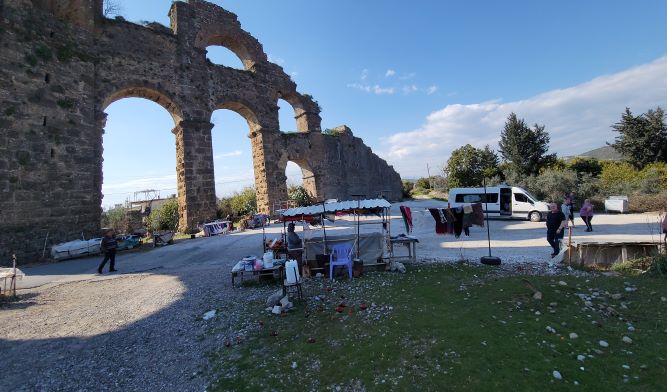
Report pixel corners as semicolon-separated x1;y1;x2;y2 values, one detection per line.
0;0;403;262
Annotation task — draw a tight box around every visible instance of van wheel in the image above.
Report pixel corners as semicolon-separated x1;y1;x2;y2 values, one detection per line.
529;211;542;222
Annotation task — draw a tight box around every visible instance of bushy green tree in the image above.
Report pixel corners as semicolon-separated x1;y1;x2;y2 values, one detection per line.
288;185;312;207
444;144;499;188
568;157;603;177
599;161;639;195
101;206;128;233
146;198;179;231
611;107;667;169
498;113;556;176
228;187;257;216
637;162;667;193
531;169;578;202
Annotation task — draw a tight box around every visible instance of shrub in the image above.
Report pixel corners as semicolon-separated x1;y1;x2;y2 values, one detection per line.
146;198;179;231
288;185;312;207
628;191;667;213
637;162;667;193
599;161;638;195
222;187;257;216
533;169;578;202
401;180;414;199
568;157;602;177
101;206;129;233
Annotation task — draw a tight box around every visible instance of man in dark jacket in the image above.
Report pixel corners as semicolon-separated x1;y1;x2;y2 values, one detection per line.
546;203;566;257
98;229;118;274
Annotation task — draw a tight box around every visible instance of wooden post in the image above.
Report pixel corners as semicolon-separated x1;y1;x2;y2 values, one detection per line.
567;227;573;266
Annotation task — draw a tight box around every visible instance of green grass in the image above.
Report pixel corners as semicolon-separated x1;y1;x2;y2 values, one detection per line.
207;264;666;391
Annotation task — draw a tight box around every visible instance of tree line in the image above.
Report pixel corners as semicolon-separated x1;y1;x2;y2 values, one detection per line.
406;107;667;209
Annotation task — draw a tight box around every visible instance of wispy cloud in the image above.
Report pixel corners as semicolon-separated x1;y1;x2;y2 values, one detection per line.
385;69;396;77
402;84;418;94
214;150;243;159
268;54;285;66
360;69;369;81
347;83;396;95
381;55;667;177
426;85;438;95
399;72;416;80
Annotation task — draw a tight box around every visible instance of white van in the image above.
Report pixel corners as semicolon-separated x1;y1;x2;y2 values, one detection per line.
448;185;550;222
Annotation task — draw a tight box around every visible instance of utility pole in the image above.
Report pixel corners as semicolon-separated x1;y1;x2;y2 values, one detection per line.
426;163;432;190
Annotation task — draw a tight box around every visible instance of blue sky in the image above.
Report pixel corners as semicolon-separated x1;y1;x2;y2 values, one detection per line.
102;0;667;207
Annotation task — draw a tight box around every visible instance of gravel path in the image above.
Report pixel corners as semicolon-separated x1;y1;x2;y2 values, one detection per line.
0;267;272;391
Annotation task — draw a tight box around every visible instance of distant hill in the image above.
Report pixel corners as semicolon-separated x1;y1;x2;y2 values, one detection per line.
565;145;625;161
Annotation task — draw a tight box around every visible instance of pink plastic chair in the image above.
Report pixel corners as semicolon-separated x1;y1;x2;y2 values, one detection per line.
329;243;353;280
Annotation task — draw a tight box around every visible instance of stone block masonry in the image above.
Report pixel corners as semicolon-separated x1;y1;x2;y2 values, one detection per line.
0;0;403;264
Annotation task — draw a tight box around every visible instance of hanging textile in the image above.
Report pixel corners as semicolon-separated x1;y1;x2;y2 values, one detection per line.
399;206;413;233
428;208;448;235
452;207;464;237
471;203;485;227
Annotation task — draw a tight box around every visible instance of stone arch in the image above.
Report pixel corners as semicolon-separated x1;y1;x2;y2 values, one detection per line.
195;30;266;71
101;86;183;126
215;100;263;134
278;91;322;132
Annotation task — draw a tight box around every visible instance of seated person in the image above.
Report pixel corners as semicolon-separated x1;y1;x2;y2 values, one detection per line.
286;222;304;270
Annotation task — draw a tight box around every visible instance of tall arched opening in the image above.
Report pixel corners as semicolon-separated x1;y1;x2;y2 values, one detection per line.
211;101;263;218
101;88;182;234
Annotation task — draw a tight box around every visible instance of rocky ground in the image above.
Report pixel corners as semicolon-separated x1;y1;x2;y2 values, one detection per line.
0;267;273;391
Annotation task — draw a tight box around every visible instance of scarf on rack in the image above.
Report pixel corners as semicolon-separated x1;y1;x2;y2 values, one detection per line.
399;206;413;233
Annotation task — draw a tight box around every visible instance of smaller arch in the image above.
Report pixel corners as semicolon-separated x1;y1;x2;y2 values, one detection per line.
196;30;265;71
102;86;183;125
281;157;318;200
215;101;262;134
278;91;321;132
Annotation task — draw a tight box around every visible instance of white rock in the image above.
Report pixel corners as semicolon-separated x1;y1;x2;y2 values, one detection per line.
271;305;282;315
569;332;579;339
627;326;635;332
546;326;556;334
611;293;623;300
574;381;579;386
624;287;637;292
202;310;216;320
599;340;609;348
577;354;586;362
661;296;667;302
291;361;298;369
553;370;562;380
558;281;567;286
622;336;633;344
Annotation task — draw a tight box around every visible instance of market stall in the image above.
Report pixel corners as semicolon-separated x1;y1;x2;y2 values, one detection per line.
279;198;393;269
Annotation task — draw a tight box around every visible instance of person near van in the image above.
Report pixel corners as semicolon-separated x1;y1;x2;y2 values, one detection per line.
579;199;594;232
546;203;567;257
98;229;118;274
560;200;571;228
662;213;667;249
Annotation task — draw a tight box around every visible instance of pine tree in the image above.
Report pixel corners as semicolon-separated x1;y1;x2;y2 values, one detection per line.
611;107;667;169
498;113;555;176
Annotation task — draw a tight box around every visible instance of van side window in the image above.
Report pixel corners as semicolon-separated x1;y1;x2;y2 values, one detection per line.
514;193;528;203
455;193;498;203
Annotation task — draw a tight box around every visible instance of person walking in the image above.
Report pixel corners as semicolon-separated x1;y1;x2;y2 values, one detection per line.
98;229;118;274
560;199;571;229
546;203;567;257
565;192;576;227
662;213;667;250
580;199;594;232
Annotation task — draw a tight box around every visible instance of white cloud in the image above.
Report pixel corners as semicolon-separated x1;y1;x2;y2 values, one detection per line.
381;55;667;177
214;150;243;159
399;72;416;80
402;84;418;94
373;85;395;95
347;83;395;95
426;85;438;95
385;69;396;77
360;68;369;80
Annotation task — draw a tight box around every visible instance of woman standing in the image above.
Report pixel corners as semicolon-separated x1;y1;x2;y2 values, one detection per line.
580;199;594;232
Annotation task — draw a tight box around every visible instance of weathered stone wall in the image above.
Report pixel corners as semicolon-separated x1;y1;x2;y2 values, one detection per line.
0;0;402;264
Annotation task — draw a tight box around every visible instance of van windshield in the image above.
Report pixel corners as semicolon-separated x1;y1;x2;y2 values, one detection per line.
523;190;539;203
